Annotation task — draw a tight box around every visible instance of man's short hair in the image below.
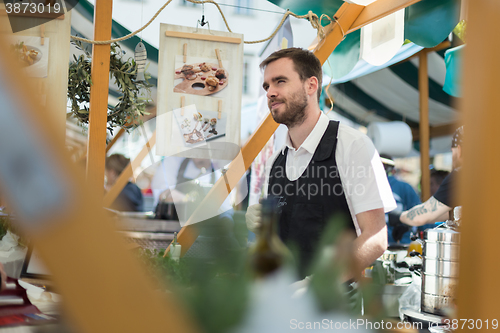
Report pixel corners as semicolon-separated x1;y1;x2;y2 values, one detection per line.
259;48;323;102
451;126;464;148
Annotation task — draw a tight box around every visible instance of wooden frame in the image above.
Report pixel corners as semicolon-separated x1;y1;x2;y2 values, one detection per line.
165;30;242;44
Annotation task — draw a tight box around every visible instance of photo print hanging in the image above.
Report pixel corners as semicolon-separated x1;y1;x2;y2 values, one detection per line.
156;23;242;160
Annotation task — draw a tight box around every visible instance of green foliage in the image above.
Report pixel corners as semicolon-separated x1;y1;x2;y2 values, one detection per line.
136;248;250;333
136;214;389;331
67;40;153;132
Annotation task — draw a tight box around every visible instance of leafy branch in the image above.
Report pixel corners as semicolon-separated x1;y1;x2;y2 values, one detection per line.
67;40;153;132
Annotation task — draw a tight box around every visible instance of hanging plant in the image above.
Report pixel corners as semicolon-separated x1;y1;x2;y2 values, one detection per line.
67;40;153;132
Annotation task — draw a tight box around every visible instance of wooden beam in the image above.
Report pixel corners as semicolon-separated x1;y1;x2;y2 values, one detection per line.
347;0;422;33
312;3;364;63
418;52;430;201
309;0;423;51
458;0;500;323
165;30;242;44
411;123;456;141
391;41;452;67
103;130;156;208
86;0;113;200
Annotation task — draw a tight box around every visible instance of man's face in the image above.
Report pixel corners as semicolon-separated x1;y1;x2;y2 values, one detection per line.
262;58;308;128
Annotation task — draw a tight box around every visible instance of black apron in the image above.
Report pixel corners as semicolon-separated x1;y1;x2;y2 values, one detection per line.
268;121;355;278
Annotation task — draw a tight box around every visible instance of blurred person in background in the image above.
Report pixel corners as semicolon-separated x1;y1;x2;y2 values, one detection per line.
430;168;450;196
105;154;144;212
381;155;421;245
399;126;463;226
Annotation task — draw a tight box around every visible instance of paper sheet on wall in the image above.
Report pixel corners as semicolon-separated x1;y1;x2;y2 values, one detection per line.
360;9;405;66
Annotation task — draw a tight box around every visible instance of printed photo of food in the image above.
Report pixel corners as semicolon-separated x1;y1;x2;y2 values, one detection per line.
9;36;49;78
173;105;227;146
173;55;229;97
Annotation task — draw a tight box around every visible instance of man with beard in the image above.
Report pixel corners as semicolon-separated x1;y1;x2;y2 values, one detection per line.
399;126;464;226
245;48;396;280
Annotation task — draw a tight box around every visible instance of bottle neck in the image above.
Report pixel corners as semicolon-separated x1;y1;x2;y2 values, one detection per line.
260;209;276;242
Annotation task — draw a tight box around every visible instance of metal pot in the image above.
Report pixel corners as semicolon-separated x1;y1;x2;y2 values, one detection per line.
421;226;460;315
421;293;455;316
423;258;459;277
421;273;458;296
423;242;460;261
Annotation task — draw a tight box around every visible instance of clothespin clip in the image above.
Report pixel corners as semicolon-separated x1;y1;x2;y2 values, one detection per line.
215;49;223;68
181;96;185;116
221;168;231;194
40;24;45;46
218;100;222;120
183;43;187;63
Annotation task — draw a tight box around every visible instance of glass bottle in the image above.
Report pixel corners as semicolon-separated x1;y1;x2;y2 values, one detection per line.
248;197;290;278
169;232;182;262
407;232;423;256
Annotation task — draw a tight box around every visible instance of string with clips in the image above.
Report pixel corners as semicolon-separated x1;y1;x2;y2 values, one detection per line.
69;0;346;46
179;0;223;121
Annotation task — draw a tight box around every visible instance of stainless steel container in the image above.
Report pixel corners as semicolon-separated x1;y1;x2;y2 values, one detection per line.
421;226;460;316
422;274;458;296
423;258;459;277
421;293;455;314
423;242;460;261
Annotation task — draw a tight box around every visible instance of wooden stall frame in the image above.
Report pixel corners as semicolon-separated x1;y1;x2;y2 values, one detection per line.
458;0;499;323
85;0;113;199
419;51;431;201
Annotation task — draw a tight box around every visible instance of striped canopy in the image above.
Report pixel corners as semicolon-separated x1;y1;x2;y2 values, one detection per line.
270;0;462;132
326;43;459;129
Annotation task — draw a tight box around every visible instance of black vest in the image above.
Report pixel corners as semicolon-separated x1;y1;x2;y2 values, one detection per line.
268;121;354;277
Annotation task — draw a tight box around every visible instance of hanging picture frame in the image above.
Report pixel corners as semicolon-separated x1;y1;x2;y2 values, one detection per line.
156;23;243;160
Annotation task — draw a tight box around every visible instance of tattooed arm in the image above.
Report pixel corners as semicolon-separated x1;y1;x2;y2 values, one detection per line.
400;197;451;226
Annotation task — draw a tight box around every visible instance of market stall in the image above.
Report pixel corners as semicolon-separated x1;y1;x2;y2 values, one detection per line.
1;0;496;332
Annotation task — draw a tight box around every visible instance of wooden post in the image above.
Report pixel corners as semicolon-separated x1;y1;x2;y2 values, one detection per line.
419;51;430;201
458;0;500;323
86;0;113;200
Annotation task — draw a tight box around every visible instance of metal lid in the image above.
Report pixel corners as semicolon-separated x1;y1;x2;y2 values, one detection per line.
424;228;460;243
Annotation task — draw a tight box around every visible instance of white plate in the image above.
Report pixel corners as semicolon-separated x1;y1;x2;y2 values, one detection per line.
24;45;43;66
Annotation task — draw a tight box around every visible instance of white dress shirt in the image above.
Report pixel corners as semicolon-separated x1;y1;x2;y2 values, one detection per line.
264;112;396;234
